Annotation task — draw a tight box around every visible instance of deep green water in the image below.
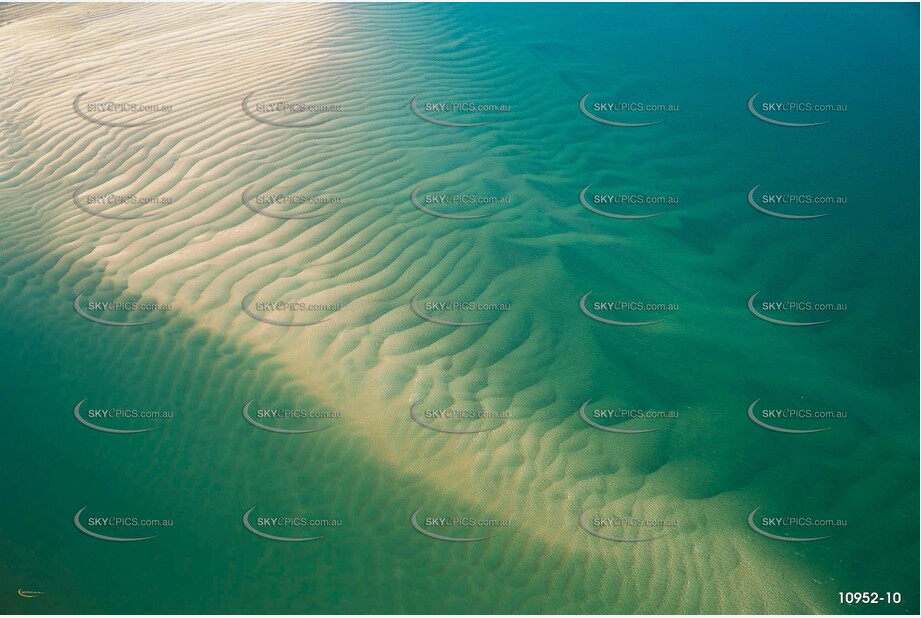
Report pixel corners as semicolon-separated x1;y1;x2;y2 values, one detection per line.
0;3;918;614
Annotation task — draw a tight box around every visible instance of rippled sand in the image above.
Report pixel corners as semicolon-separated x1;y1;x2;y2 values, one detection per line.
0;3;917;614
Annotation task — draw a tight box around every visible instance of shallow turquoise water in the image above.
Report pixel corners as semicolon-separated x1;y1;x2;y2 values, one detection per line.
0;3;917;614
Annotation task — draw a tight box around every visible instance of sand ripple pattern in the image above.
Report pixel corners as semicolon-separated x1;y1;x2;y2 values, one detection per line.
0;3;915;614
